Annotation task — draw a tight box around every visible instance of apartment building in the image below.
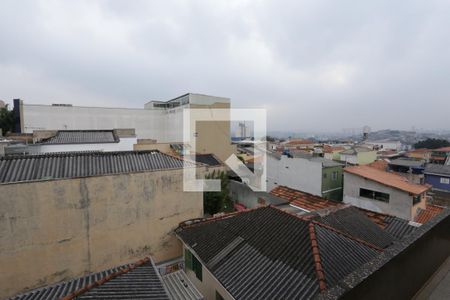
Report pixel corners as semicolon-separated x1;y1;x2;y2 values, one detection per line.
12;93;235;161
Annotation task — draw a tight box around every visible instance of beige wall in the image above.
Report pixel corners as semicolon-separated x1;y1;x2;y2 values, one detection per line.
190;102;236;163
0;169;204;299
183;245;234;300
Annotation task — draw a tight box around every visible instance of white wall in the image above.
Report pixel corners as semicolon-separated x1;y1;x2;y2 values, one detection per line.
340;153;357;164
267;154;322;195
343;172;425;220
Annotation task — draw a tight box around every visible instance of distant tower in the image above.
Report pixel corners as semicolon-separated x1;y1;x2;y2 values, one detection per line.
239;122;247;139
363;126;371;141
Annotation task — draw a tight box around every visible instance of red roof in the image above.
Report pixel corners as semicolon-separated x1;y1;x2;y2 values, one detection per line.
285;139;314;146
344;165;430;195
367;160;388;171
434;147;450;152
414;205;444;224
323;145;345;153
270;186;392;228
408;148;431;153
270;186;341;211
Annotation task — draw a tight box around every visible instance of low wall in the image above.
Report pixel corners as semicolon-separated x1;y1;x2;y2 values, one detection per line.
319;209;450;300
0;168;204;299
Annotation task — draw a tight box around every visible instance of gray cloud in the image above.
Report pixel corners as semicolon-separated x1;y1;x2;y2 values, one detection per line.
0;0;449;132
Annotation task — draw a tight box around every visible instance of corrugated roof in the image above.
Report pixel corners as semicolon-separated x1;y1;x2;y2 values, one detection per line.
270;186;417;237
8;257;169;300
424;164;450;176
162;270;203;300
383;216;417;239
176;206;383;299
184;154;222;167
344;165;430;195
311;206;394;249
42;130;118;144
0;151;194;184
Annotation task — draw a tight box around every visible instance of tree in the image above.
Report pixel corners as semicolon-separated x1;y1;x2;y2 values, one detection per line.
0;105;15;135
414;138;450;149
203;170;234;215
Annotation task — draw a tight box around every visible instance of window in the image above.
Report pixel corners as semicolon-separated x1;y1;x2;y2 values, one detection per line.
192;255;203;281
359;188;390;203
323;173;327;179
440;177;450;184
185;248;202;281
413;195;421;205
331;171;338;181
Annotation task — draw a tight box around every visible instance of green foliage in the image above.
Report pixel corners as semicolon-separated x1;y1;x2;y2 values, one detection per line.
0;105;14;134
0;105;15;135
203;170;234;215
414;138;450;149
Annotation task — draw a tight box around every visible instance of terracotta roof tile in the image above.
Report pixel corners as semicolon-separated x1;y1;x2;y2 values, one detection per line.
367;160;388;171
270;186;393;228
414;205;445;224
434;147;450;152
270;186;342;211
344;165;430;195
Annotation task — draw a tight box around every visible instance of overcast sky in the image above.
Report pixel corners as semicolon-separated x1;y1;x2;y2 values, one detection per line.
1;0;449;132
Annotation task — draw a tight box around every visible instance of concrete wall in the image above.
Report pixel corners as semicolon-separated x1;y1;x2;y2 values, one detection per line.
0;169;204;299
229;180;260;208
358;151;377;165
329;210;450;300
343;172;426;220
183;246;234;300
267;154;322;195
322;166;343;201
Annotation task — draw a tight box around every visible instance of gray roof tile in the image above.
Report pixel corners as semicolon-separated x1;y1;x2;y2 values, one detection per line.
0;151;194;184
9;258;169;300
177;206;383;299
42;130;118;144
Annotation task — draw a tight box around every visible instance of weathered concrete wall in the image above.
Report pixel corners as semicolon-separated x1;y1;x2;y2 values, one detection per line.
343;172;426;220
321;210;450;300
0;169;203;299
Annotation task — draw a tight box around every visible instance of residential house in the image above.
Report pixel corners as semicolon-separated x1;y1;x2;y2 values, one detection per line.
424;164;450;193
365;139;403;151
267;152;344;201
323;145;345;160
0;150;206;299
343;165;430;220
430;146;450;165
407;148;432;162
175;205;449;300
12;93;236;161
339;146;377;165
229;180;289;209
388;158;426;184
282;138;315;150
